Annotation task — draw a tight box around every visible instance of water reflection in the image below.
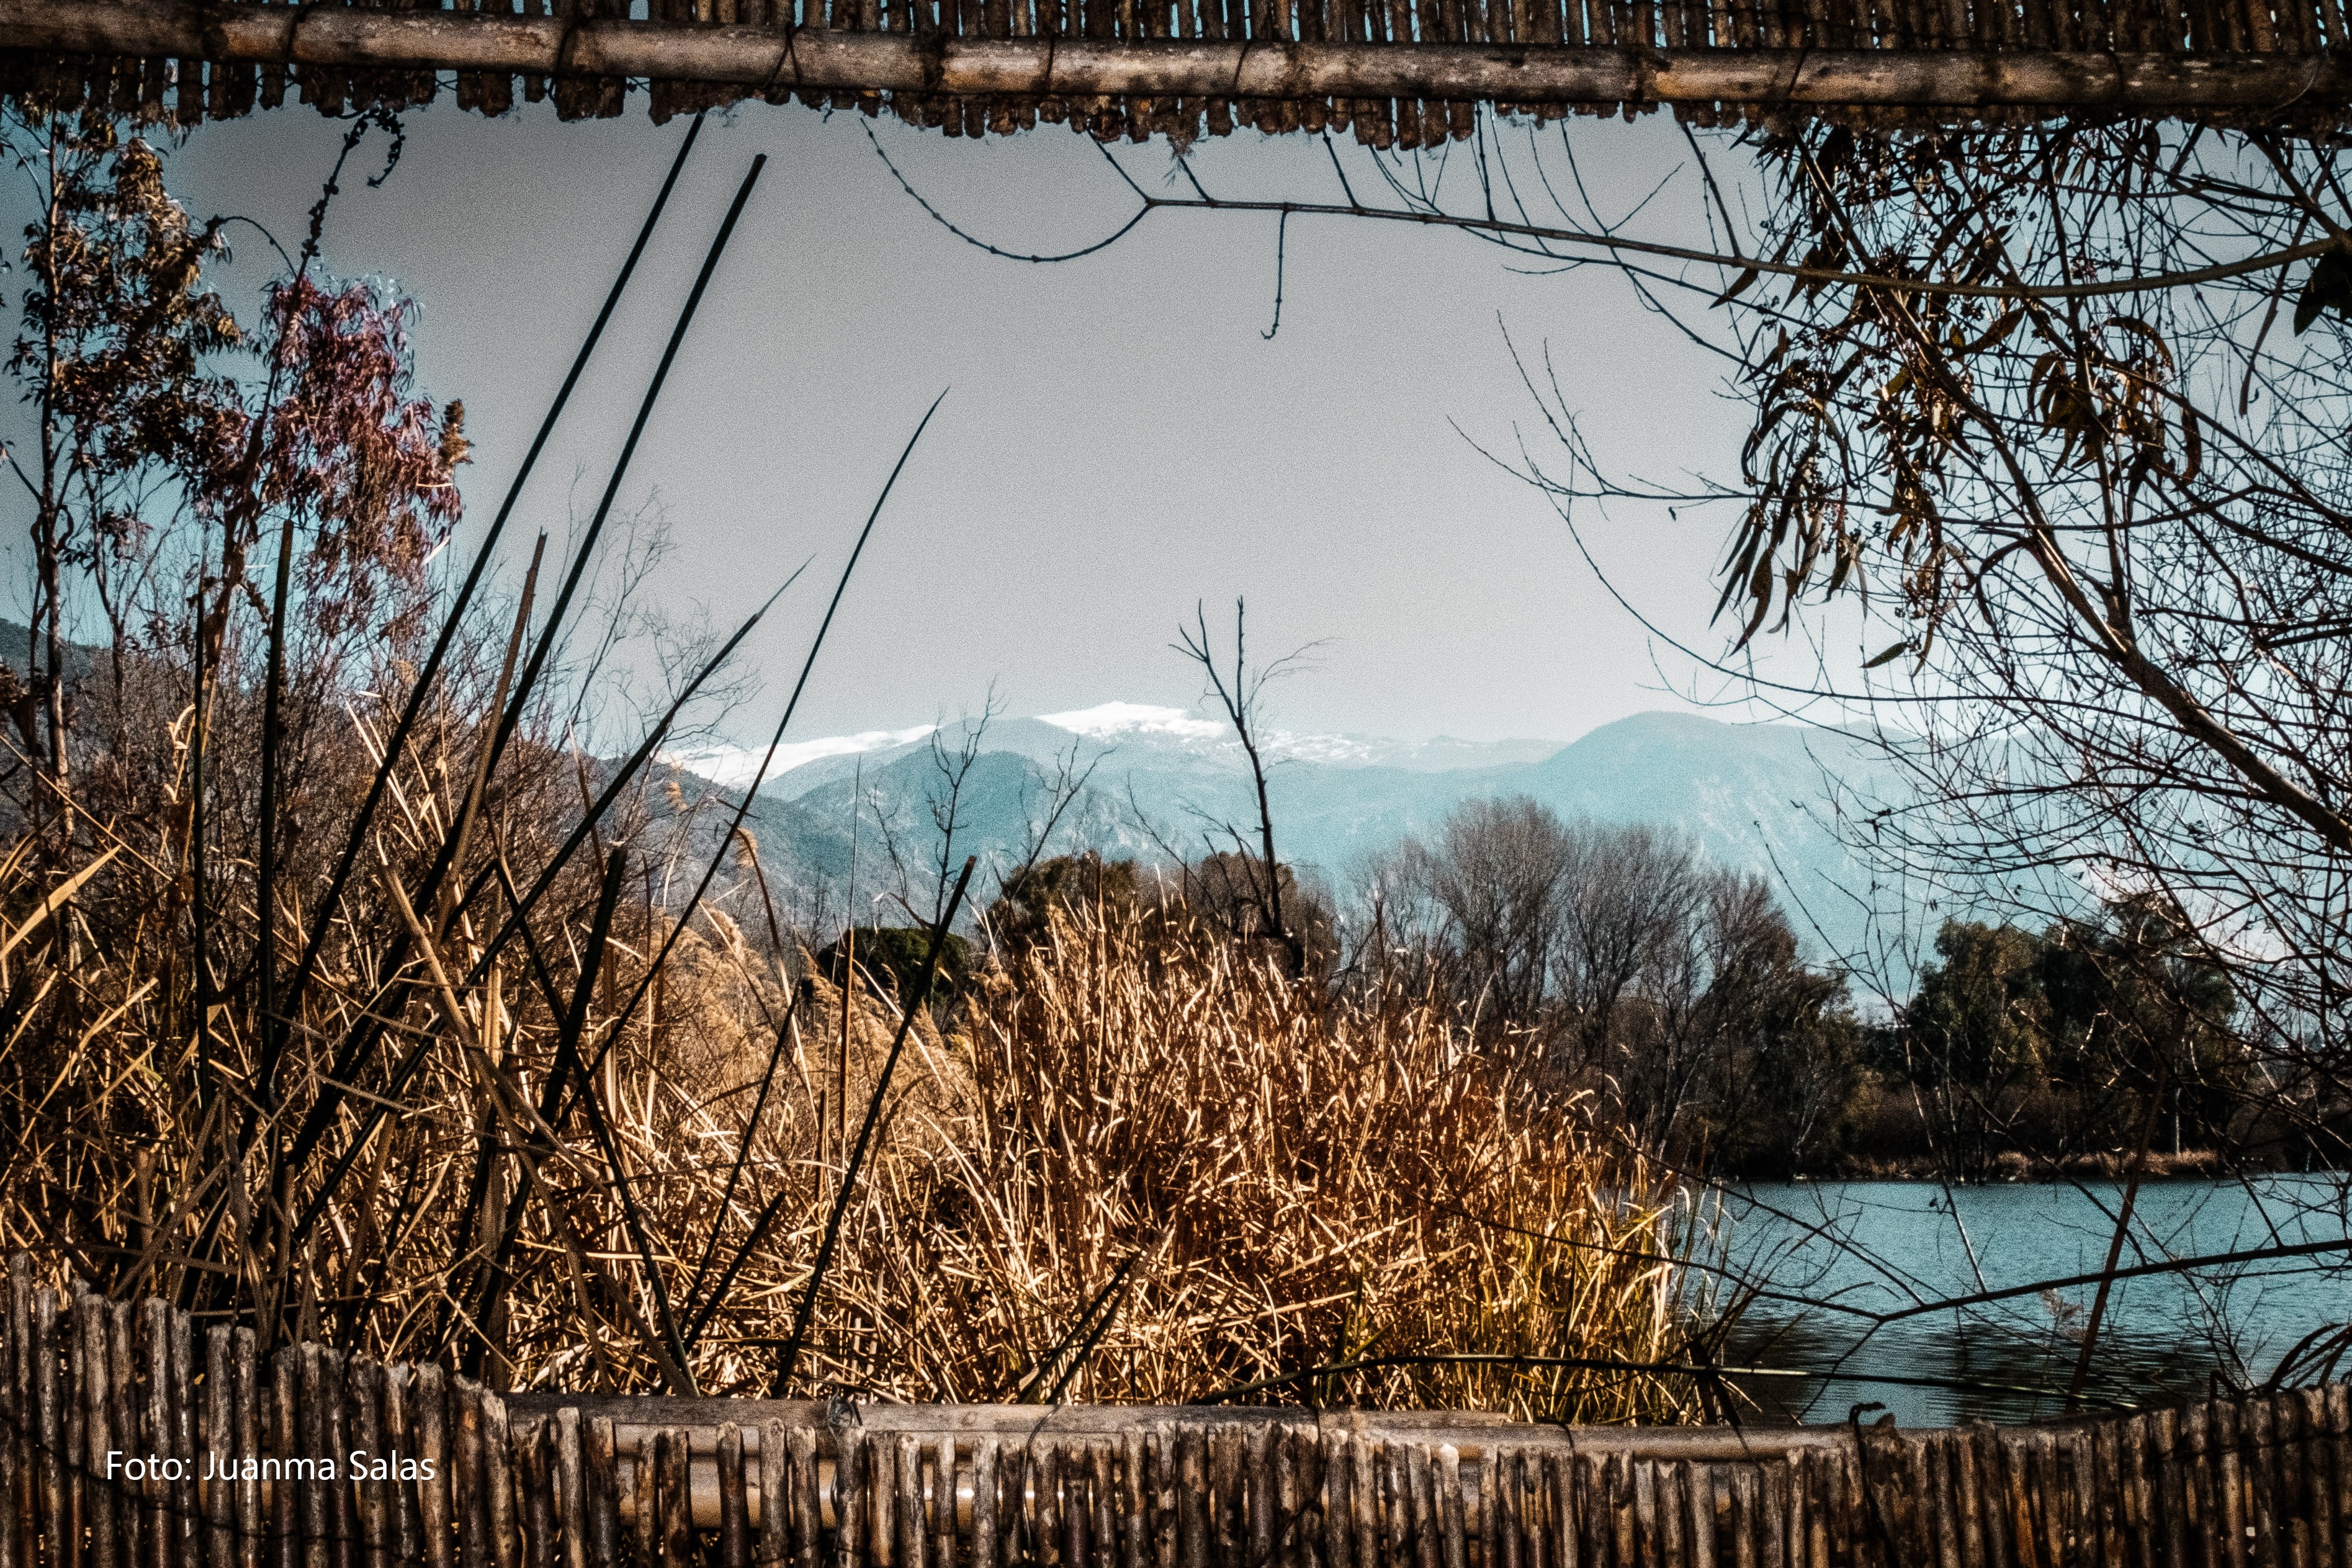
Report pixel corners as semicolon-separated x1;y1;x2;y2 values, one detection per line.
1706;1176;2351;1429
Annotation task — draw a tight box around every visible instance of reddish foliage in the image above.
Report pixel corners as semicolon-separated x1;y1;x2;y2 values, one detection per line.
199;275;468;643
12;120;467;664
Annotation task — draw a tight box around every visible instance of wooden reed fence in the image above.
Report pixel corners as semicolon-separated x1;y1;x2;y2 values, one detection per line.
9;0;2352;148
2;1260;2350;1565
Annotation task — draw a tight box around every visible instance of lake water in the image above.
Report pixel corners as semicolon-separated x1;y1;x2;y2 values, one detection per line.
1708;1176;2351;1430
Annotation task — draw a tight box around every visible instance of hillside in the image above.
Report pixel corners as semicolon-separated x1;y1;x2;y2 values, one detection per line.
0;615;1920;964
693;706;1918;964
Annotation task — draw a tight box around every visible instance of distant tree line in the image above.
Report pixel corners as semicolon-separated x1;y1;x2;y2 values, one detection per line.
970;794;2346;1180
1358;797;1860;1178
1878;905;2281;1180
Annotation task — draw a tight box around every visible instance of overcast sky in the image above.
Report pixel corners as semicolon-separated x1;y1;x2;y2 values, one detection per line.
6;99;1848;750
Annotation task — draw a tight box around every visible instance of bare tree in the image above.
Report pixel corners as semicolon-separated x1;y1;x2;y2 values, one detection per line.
1172;598;1317;979
866;689;1001;929
1551;825;1707;1080
1377;797;1853;1162
1010;735;1108;886
923;686;1001;925
1395;795;1576;1030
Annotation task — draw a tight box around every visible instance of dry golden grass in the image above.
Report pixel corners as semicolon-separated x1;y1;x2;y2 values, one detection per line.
1;812;1710;1425
682;904;1709;1422
0;586;1720;1424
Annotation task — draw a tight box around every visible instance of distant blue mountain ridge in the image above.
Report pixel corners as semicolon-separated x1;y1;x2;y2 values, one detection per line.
667;707;1921;967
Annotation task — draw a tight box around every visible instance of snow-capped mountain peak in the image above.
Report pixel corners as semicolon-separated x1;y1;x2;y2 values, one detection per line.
1035;702;1227;743
662;724;937;789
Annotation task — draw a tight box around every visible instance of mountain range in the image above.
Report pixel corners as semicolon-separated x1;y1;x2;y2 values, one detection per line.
678;704;1917;964
0;615;1970;975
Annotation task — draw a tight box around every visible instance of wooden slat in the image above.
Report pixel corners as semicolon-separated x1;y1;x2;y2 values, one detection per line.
133;1302;163;1568
82;1299;113;1568
295;1348;325;1568
756;1423;791;1568
483;1392;517;1568
519;1421;556;1568
3;1263;24;1568
583;1417;619;1568
716;1425;748;1568
352;1361;387;1568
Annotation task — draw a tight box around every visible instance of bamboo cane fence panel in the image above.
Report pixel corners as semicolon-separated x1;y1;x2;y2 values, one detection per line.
12;0;2352;141
0;1263;2345;1566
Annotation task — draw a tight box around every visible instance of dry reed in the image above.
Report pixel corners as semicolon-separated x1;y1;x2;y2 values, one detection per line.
579;901;1712;1420
0;820;1710;1423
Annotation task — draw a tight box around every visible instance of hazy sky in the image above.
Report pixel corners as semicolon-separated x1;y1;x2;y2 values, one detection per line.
6;98;1836;749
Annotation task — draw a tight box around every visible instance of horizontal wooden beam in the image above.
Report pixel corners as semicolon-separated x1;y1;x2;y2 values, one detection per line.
7;0;2351;109
491;1399;1874;1530
497;1396;1807;1458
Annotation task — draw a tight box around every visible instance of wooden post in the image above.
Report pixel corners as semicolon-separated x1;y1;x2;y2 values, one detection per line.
630;1433;656;1568
1686;1462;1716;1568
295;1350;328;1568
971;1438;999;1568
354;1361;387;1568
272;1348;302;1568
1062;1441;1088;1568
1924;1435;1957;1568
583;1417;619;1568
1403;1440;1437;1568
717;1424;748;1568
383;1365;418;1568
141;1302;170;1568
1436;1447;1467;1568
1171;1438;1204;1568
833;1428;865;1568
232;1331;259;1568
936;1438;964;1568
106;1299;138;1568
324;1351;356;1568
86;1298;117;1568
554;1410;588;1568
519;1420;557;1568
1123;1432;1150;1568
416;1366;453;1568
1725;1463;1757;1568
659;1429;693;1568
760;1423;793;1568
453;1382;485;1568
169;1311;197;1568
894;1436;923;1568
1174;1429;1203;1568
1350;1434;1381;1568
791;1426;822;1568
483;1394;518;1568
2317;1386;2349;1568
869;1435;897;1568
204;1330;232;1568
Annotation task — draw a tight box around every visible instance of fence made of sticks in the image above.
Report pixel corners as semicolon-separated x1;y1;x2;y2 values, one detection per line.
2;1260;2348;1568
9;0;2352;149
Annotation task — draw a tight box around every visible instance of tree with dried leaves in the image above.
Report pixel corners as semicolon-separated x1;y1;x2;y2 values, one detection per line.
1490;120;2352;1168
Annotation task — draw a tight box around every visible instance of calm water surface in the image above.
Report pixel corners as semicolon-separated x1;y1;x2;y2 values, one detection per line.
1712;1176;2350;1429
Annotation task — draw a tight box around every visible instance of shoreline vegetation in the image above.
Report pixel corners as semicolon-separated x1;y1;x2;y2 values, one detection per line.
1801;1149;2237;1182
